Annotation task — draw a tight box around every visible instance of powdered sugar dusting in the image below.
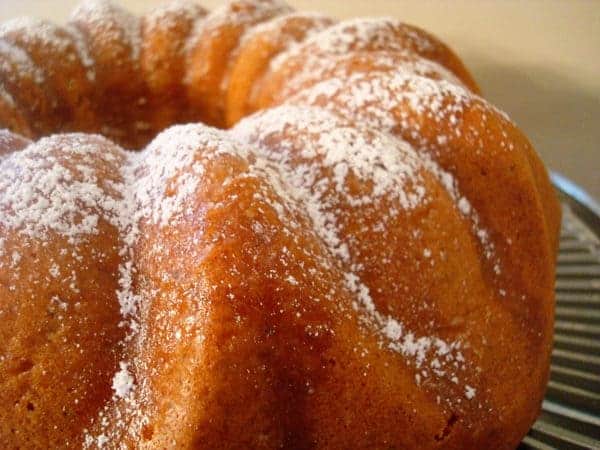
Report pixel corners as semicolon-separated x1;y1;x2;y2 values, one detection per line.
0;17;73;53
112;361;134;398
271;18;441;72
234;106;470;388
144;0;207;33
66;24;96;81
272;51;467;115
235;105;427;210
187;0;292;52
290;72;504;266
465;385;476;400
71;0;142;61
0;135;126;243
0;39;45;85
0;86;15;108
239;10;333;48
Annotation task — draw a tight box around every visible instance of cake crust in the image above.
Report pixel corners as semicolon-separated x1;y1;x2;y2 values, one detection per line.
0;1;559;449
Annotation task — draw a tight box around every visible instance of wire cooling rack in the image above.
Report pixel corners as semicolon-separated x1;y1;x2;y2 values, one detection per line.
520;174;600;450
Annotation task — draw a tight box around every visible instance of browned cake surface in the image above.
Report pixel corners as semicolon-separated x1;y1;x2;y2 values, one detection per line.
0;1;560;449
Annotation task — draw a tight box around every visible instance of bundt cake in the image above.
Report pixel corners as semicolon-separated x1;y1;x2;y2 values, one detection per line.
0;1;561;449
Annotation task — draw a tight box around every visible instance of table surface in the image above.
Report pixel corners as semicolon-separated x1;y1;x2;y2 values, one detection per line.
1;0;598;201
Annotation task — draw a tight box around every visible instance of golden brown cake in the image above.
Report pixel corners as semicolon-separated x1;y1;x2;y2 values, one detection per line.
0;1;561;449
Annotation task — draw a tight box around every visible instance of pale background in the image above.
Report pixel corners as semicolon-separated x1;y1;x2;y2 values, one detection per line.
1;0;598;200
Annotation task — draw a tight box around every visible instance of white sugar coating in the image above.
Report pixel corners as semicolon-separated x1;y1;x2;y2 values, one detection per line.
0;18;73;54
0;86;15;108
289;69;497;131
11;250;21;266
458;196;472;215
0;134;127;243
234;105;427;210
71;0;142;61
111;361;134;398
465;385;476;399
271;17;438;72
234;105;467;378
0;130;13;146
49;262;60;278
291;71;472;130
0;39;45;85
143;0;207;33
0;17;99;84
65;24;96;81
234;105;420;265
187;0;292;51
0;124;218;261
50;295;68;311
96;435;108;447
116;260;139;317
271;51;468;116
239;11;333;48
130;124;229;228
290;72;505;264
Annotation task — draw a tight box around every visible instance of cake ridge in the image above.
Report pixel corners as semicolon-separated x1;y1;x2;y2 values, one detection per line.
76;109;478;446
232;104;475;394
0;38;45;85
70;0;142;62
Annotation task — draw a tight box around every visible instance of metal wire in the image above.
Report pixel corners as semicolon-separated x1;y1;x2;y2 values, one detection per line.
520;198;600;450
